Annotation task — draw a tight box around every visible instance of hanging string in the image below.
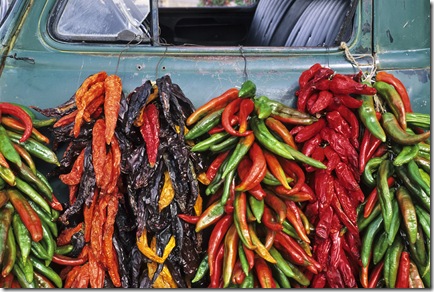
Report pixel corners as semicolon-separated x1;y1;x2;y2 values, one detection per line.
339;41;376;82
115;37;144;76
239;45;248;82
155;46;168;80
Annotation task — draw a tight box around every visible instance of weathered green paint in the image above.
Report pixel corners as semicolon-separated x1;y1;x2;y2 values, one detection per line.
0;0;429;116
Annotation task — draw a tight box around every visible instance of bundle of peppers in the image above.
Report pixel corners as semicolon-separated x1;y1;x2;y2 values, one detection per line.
0;102;63;288
356;73;431;288
182;80;329;288
33;73;205;288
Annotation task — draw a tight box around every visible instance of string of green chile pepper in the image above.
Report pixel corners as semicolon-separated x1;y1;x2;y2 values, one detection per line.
396;186;418;244
386;198;401;245
0;125;22;167
361;213;383;267
376;159;395;234
395;165;430;211
415;205;430;240
12;213;31;262
373;231;389;265
384;236;404;288
393;143;419;166
407;160;430;196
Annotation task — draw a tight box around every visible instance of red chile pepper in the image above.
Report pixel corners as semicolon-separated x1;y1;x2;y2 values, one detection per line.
312;67;334;83
49;194;63;211
273;232;306;266
299;63;323;88
329;74;377;95
209;244;225;288
140;103;160;167
187;87;239;126
1;116;49;144
372;142;388;158
0;151;9;169
374;81;407;130
306;92;319;114
238;99;255;133
0;102;33;142
359;128;373;173
334;179;357;224
331;197;359;236
376;71;412;112
367;261;384;288
301;133;322;157
206;150;230;182
336;105;360;148
237;158;266;200
264;190;286;224
297;83;317;113
264;117;297;150
363;177;395;218
262;205;283;231
208;214;233;277
177;214;199;224
395;251;410;288
309;90;334;114
326;111;351;139
334;94;363;109
57;223;83;246
279;159;305;195
323;145;341;172
295;118;326;143
196;200;225;232
255;256;276;288
263;150;290;189
242;244;255;271
235;142;266;192
222;98;252;137
231;260;246;285
285;201;310;243
52;254;87;266
208;116;238;135
7;189;43;242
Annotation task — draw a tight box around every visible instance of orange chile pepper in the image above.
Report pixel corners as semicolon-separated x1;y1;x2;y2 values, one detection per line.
83;95;104;122
7;189;43;242
0;151;9;169
208;214;233;277
52;254;87;266
92;119;107;187
64;266;81;288
57;222;83;246
235;142;266;191
264;117;297;150
376;71;413;113
255;256;276;288
263;149;290;189
222;224;239;288
234;192;255;250
53;110;77;128
238;99;255;133
59;148;85;186
104;75;122;144
103;195;121;287
0;102;33;142
107;135;121;194
222;98;253;137
83;189;98;242
187;87;239;126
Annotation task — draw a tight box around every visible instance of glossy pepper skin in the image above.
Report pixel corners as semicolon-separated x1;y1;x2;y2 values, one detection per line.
0;102;33;142
376;71;413;112
381;112;430;145
374;81;407;129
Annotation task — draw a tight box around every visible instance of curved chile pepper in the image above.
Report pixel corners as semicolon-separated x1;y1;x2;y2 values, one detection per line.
264;190;286;224
335;94;363;108
374;81;407;129
238;99;255;133
235;143;266;191
285;201;310;243
238;80;257;98
52;254;87;266
208;115;238;135
222;98;252;137
264;117;297;149
248;224;276;263
382;112;430;145
263;150;290;189
1;116;49;144
262;205;282;231
195;200;225;232
309;90;334;114
187;88;239;126
237;158;266;200
207;214;233;277
363;176;394;218
0;103;33;142
336;105;360;148
396;186;418;244
376;71;413;112
185;108;224;140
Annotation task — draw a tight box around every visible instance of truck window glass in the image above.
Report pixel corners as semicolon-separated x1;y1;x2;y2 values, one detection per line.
158;0;257;8
50;0;151;42
0;0;14;25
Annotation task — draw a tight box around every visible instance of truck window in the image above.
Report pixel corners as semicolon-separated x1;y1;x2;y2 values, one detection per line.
0;0;14;25
49;0;355;47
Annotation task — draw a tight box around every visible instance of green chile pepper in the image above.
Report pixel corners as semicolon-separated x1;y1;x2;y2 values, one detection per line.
415;205;430;240
395;165;430;211
396;186;418;244
28;255;62;288
386;197;401;245
407;160;430;197
12;213;31;262
191;254;209;283
373;231;389;265
191;131;230;152
209;135;239;153
381;112;430;145
358;82;386;142
393;143;419;166
377;160;394;234
185;108;224;140
238;80;256;98
362;155;387;188
0;125;22;167
361;213;383;267
248;194;264;223
384;235;404;288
